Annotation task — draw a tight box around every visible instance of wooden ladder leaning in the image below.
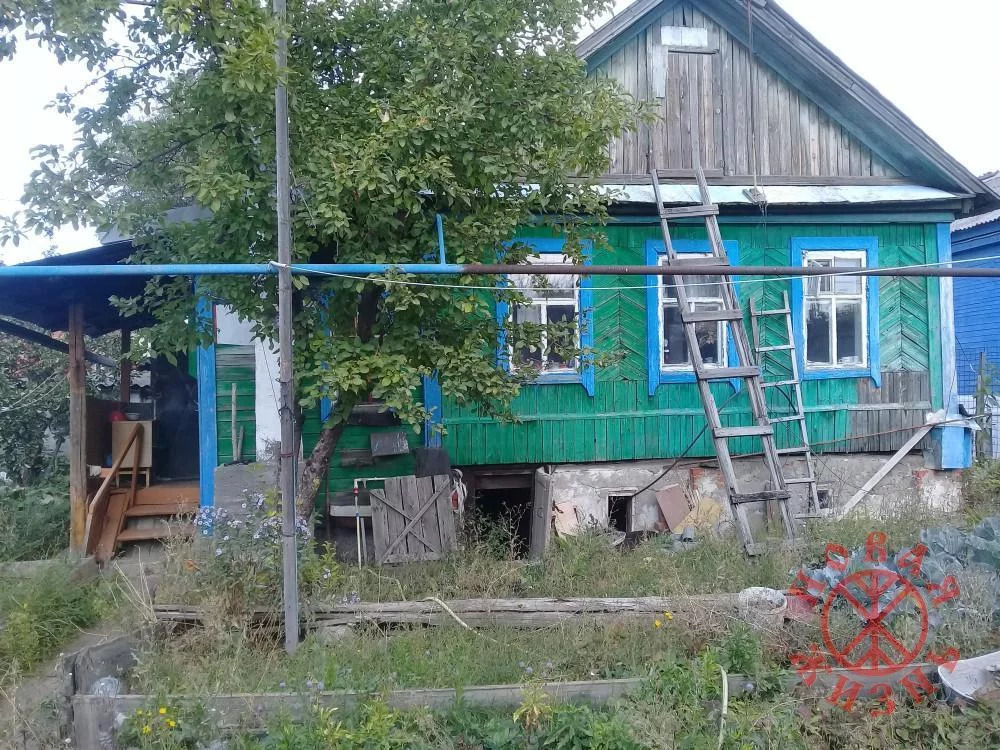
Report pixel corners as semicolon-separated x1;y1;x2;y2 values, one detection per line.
749;292;825;517
649;165;796;555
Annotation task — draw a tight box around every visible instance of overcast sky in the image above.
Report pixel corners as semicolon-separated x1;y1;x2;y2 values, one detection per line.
1;0;998;264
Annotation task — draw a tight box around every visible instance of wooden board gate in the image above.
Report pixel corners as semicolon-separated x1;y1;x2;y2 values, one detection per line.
369;475;457;564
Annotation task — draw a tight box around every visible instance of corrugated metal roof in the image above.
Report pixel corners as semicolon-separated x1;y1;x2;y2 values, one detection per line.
952;173;1000;231
599;183;961;206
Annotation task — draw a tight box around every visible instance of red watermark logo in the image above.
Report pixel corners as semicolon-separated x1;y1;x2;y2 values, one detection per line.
789;532;961;714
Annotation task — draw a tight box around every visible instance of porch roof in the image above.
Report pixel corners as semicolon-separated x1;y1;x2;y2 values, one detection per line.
0;241;159;336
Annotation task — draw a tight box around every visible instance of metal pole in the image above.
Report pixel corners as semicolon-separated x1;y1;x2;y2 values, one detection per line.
273;0;299;654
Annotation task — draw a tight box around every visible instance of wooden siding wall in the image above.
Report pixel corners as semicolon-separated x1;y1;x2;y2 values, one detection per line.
302;404;420;508
593;2;901;179
216;344;256;464
440;222;941;467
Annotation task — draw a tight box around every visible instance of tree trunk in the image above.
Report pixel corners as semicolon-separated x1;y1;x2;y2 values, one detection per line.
296;419;346;520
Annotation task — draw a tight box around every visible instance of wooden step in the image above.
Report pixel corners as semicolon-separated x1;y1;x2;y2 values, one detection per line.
116;523;195;543
125;502;198;518
756;344;795;352
785;477;817;485
697;366;760;381
659;204;719;219
751;308;791;317
776;447;811;456
680;308;743;324
730;490;791;505
762;379;798;388
666;256;729;267
714;425;774;439
132;482;200;506
769;414;805;423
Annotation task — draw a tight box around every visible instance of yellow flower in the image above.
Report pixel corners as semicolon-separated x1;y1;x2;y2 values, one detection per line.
142;725;152;735
135;709;143;716
654;619;662;628
664;611;674;621
158;707;167;715
167;719;177;728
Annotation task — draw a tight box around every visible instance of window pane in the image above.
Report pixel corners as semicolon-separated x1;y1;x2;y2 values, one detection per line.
544;304;576;369
807;259;832;295
684;275;722;299
806;300;832;365
835;300;864;365
693;301;723;364
512;254;577;300
513;304;542;325
513;304;543;370
663;304;688;365
834;257;863;295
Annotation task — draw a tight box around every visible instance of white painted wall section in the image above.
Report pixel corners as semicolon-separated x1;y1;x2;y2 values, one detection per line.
214;305;255;345
254;338;281;457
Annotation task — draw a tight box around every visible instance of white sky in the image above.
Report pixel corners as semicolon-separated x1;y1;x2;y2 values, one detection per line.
1;0;998;264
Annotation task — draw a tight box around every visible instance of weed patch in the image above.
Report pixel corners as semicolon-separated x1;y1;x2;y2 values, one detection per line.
0;563;102;684
0;476;69;562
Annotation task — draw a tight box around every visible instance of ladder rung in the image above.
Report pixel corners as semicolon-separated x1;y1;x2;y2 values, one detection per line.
763;379;798;388
698;366;760;381
777;447;812;456
730;490;792;505
757;344;794;352
659;204;719;219
666;256;730;267
752;308;791;317
785;477;817;485
715;425;774;439
769;414;805;423
680;308;743;323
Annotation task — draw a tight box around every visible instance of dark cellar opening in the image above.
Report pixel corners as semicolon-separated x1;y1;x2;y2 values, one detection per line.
607;494;632;533
468;474;534;557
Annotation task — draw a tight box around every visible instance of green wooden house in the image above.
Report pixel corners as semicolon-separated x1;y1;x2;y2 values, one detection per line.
285;0;997;546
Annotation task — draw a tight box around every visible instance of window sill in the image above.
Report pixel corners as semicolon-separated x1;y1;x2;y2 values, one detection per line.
522;369;595;395
656;370;742;389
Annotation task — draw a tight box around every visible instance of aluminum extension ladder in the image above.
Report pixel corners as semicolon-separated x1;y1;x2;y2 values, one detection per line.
749;292;824;516
649;163;796;555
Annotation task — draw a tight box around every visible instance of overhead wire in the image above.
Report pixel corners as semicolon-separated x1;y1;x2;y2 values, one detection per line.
274;251;1000;295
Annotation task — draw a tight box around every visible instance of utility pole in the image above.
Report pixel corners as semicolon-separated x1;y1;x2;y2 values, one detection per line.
273;0;299;653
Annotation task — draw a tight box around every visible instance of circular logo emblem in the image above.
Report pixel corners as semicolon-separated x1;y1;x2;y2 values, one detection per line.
789;532;961;714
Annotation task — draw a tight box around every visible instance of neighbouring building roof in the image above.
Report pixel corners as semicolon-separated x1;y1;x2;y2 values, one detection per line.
953;173;1000;232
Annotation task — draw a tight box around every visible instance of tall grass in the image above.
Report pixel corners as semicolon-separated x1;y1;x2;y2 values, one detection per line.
0;476;69;561
0;564;102;685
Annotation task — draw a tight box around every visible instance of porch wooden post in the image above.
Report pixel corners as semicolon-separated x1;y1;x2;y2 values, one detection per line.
120;328;131;405
68;304;88;555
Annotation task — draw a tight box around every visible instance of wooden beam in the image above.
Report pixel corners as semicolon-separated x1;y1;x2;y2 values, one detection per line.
119;328;131;404
836;424;934;519
0;318;116;368
68;304;88;556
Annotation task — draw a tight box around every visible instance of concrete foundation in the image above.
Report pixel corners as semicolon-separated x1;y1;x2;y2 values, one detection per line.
545;452;962;534
213;459;278;514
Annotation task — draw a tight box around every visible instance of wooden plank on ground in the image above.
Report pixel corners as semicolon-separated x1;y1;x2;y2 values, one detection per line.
836;424;934;519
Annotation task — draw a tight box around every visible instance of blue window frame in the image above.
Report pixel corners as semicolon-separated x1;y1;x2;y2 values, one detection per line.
790;236;881;387
645;238;740;395
496;237;595;396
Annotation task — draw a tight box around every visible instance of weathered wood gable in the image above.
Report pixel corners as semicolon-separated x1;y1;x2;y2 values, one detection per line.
589;1;901;180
